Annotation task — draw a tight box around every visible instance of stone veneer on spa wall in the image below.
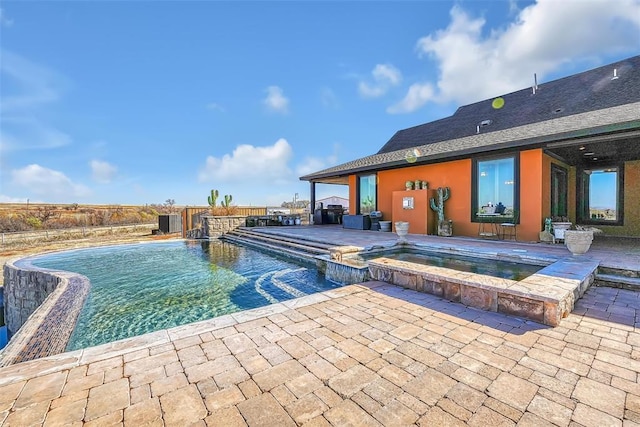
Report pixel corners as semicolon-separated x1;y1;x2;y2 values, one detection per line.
367;255;599;326
1;260;90;366
3;264;60;336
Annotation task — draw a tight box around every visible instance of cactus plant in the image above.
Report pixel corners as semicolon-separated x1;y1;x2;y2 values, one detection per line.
207;189;219;207
429;187;450;224
430;187;452;236
222;194;233;208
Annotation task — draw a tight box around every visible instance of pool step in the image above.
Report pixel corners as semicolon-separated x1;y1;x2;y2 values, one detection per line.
595;273;640;291
232;228;334;251
222;230;328;261
225;228;331;254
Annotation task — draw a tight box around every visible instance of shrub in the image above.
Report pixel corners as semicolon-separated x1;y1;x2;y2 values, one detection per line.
25;216;43;229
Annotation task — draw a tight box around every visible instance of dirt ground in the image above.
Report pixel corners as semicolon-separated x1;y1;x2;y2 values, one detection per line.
0;231;182;287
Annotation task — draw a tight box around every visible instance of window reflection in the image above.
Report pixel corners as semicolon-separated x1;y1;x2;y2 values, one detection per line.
477;157;515;213
358;174;376;214
585;168;619;221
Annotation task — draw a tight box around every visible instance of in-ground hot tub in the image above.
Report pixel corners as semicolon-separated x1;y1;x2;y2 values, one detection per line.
324;244;598;326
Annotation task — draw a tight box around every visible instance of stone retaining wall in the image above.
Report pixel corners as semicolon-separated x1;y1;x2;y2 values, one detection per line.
1;259;90;366
203;215;246;237
3;263;60;337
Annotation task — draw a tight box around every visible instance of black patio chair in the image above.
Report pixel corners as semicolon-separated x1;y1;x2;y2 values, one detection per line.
500;210;519;240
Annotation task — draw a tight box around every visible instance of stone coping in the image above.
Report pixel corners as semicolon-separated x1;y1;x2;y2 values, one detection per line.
368;255;599;326
1;259;90;367
0;240;347;367
0;237;600;367
0;241;186;366
0;284;367;386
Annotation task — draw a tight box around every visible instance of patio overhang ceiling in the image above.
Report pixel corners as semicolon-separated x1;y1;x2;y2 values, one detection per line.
544;128;640;167
308;176;349;185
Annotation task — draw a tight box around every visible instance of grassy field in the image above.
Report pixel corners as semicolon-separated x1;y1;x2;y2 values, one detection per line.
0;202;179;232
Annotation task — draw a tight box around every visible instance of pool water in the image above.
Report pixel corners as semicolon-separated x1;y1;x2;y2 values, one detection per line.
367;250;541;281
29;240;340;350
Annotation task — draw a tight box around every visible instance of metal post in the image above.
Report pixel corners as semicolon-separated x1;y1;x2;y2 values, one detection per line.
310;182;316;225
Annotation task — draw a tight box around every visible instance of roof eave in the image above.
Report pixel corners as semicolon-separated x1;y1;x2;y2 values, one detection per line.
299;119;640;182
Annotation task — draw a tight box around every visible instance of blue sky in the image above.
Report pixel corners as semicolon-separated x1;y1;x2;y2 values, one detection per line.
1;1;639;207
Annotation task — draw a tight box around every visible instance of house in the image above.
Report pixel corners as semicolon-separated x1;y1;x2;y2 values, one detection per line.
300;56;640;241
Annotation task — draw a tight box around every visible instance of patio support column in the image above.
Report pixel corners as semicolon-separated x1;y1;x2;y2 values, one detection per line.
310;181;316;224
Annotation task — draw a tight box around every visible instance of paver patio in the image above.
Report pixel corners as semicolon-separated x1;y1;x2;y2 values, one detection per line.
0;280;638;426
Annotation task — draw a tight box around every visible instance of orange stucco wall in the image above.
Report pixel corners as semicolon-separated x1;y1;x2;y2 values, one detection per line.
519;149;544;241
347;149;552;241
378;159;475;236
391;190;437;234
348;175;357;215
345;149;639;239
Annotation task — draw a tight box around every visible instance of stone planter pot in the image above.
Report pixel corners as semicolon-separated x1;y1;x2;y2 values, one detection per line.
379;221;392;232
552;222;572;240
395;221;409;242
564;230;594;255
437;220;453;237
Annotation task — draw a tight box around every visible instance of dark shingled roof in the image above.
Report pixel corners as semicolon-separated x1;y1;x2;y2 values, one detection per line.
301;55;640;182
377;55;640;154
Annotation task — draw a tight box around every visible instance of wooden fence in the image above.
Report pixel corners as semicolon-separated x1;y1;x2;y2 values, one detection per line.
182;207;267;237
181;206;309;237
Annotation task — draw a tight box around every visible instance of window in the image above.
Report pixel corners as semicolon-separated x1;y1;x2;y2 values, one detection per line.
578;165;624;225
551;164;568;218
357;174;377;214
472;155;518;221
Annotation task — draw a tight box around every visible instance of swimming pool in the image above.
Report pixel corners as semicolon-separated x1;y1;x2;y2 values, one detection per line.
28;240;339;350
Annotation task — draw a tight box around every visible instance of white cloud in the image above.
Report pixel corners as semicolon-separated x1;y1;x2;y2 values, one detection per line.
11;164;91;198
0;51;71;151
296;145;341;176
320;87;339;109
199;138;293;183
387;83;436;114
358;64;402;98
90;160;118;184
394;0;640;112
0;195;27;203
0;8;13;27
0;50;64;112
206;102;225;112
0;117;71;152
263;86;290;114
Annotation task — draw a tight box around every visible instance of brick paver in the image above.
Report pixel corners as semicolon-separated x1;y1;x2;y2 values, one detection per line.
0;283;637;426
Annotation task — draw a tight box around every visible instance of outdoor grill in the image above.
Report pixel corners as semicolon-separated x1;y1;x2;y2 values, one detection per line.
314;204;344;225
369;211;383;231
326;205;344;224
